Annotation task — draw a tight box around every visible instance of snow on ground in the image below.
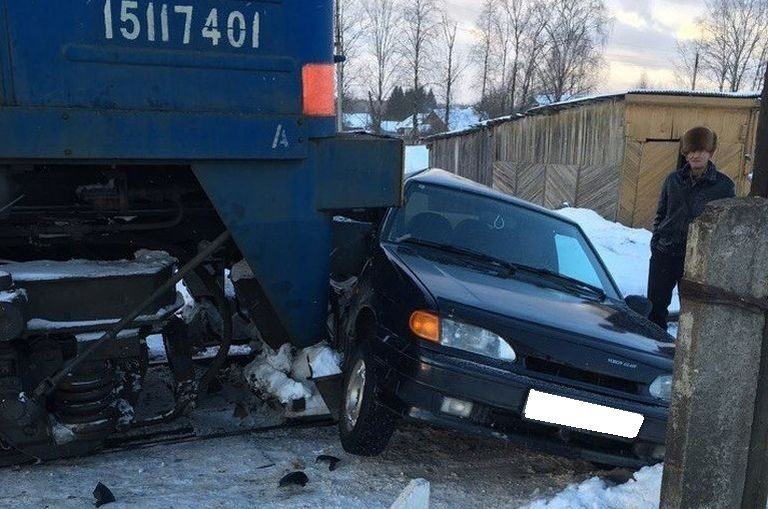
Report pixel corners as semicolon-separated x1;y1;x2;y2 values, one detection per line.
522;464;663;509
556;208;680;314
404;145;429;175
0;424;600;509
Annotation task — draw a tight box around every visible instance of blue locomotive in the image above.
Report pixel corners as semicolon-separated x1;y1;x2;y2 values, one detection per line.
0;0;402;464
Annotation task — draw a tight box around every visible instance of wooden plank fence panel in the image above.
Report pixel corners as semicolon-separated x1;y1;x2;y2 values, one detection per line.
493;161;517;196
617;140;643;225
545;164;578;209
577;164;621;220
517;163;546;205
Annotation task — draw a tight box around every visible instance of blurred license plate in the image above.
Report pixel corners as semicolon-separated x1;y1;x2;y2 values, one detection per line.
524;390;644;439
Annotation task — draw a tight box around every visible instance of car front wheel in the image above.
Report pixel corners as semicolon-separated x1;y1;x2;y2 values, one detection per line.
339;342;397;456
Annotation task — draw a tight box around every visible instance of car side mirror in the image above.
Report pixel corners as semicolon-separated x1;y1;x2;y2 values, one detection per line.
625;295;652;318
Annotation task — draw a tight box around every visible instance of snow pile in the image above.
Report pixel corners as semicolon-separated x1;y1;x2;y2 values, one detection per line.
522;464;663;509
405;145;430;175
244;342;341;417
556;208;680;313
244;344;312;405
291;343;342;380
49;418;77;446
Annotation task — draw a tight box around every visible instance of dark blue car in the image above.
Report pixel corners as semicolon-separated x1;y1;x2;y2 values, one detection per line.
334;169;674;468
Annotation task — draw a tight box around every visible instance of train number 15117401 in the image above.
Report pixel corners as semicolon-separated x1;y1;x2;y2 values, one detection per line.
103;0;260;49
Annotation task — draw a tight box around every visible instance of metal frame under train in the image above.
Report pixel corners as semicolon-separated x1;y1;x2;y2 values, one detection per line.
0;164;351;466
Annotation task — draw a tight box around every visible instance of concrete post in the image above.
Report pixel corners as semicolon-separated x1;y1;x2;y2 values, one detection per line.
390;479;430;509
749;64;768;198
661;197;768;508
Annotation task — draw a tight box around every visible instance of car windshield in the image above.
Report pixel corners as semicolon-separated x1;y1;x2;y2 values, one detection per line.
384;182;620;300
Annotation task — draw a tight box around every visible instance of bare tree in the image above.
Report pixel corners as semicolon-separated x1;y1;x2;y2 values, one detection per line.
674;40;703;90
361;0;401;133
492;2;513;113
336;0;366;118
537;0;610;103
636;71;650;89
518;3;549;109
473;0;548;117
472;0;500;106
400;0;440;137
700;0;768;92
438;8;458;131
499;0;540;113
752;38;768;90
676;0;768;92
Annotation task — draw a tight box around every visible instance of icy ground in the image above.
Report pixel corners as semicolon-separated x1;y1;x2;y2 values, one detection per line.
0;425;602;509
0;206;679;508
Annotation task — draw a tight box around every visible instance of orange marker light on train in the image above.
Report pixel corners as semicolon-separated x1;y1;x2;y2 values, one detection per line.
302;64;336;117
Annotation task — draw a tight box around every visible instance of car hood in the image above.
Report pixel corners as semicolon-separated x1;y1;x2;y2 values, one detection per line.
389;245;673;356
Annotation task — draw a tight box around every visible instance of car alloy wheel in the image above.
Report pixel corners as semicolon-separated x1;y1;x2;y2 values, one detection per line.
345;357;367;429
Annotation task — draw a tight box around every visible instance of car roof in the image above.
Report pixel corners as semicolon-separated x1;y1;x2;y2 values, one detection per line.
405;168;580;228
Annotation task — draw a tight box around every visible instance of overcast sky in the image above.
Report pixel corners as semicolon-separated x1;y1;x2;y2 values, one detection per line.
446;0;708;103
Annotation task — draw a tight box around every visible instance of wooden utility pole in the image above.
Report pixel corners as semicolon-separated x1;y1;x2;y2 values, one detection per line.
750;64;768;197
692;50;700;91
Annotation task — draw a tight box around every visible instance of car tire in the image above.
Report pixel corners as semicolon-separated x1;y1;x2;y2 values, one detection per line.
339;342;397;456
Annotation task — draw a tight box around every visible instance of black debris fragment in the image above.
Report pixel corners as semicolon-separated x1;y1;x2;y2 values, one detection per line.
92;482;116;507
233;403;248;419
316;455;341;471
278;471;309;488
290;398;306;412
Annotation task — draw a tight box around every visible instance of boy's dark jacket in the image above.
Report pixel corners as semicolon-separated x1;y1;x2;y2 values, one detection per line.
651;162;735;257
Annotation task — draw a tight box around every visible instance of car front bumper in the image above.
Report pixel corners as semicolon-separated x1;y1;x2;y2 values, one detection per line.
371;333;668;468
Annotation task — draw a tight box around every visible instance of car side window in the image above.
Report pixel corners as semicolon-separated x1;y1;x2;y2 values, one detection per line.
554;234;602;287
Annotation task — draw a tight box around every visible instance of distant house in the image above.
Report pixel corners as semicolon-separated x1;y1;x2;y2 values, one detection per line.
395;111;447;138
435;106;482;132
342;113;399;136
380;121;400;135
342;113;371;131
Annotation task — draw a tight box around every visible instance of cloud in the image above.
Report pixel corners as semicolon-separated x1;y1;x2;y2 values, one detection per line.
613;9;649;30
607;59;678;89
443;0;700;103
650;0;706;40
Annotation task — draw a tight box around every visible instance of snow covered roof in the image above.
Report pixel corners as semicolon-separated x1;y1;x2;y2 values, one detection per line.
380;120;400;133
341;114;400;134
394;113;433;131
430;107;482;132
342;113;370;130
425;89;762;141
526;88;761;114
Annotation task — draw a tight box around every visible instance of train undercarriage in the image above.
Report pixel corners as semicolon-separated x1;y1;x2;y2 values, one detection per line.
0;163;305;466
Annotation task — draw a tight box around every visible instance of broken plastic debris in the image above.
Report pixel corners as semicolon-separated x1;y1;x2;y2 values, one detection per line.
278;471;309;488
316;455;341;471
92;482;116;507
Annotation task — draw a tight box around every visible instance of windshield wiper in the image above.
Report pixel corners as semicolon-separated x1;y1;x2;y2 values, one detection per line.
392;235;516;276
392;236;606;300
512;264;606;301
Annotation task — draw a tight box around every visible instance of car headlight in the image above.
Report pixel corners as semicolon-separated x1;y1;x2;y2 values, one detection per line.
440;318;516;362
649;375;672;401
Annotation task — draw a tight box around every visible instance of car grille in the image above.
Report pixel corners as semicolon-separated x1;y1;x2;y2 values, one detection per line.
524;357;639;394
